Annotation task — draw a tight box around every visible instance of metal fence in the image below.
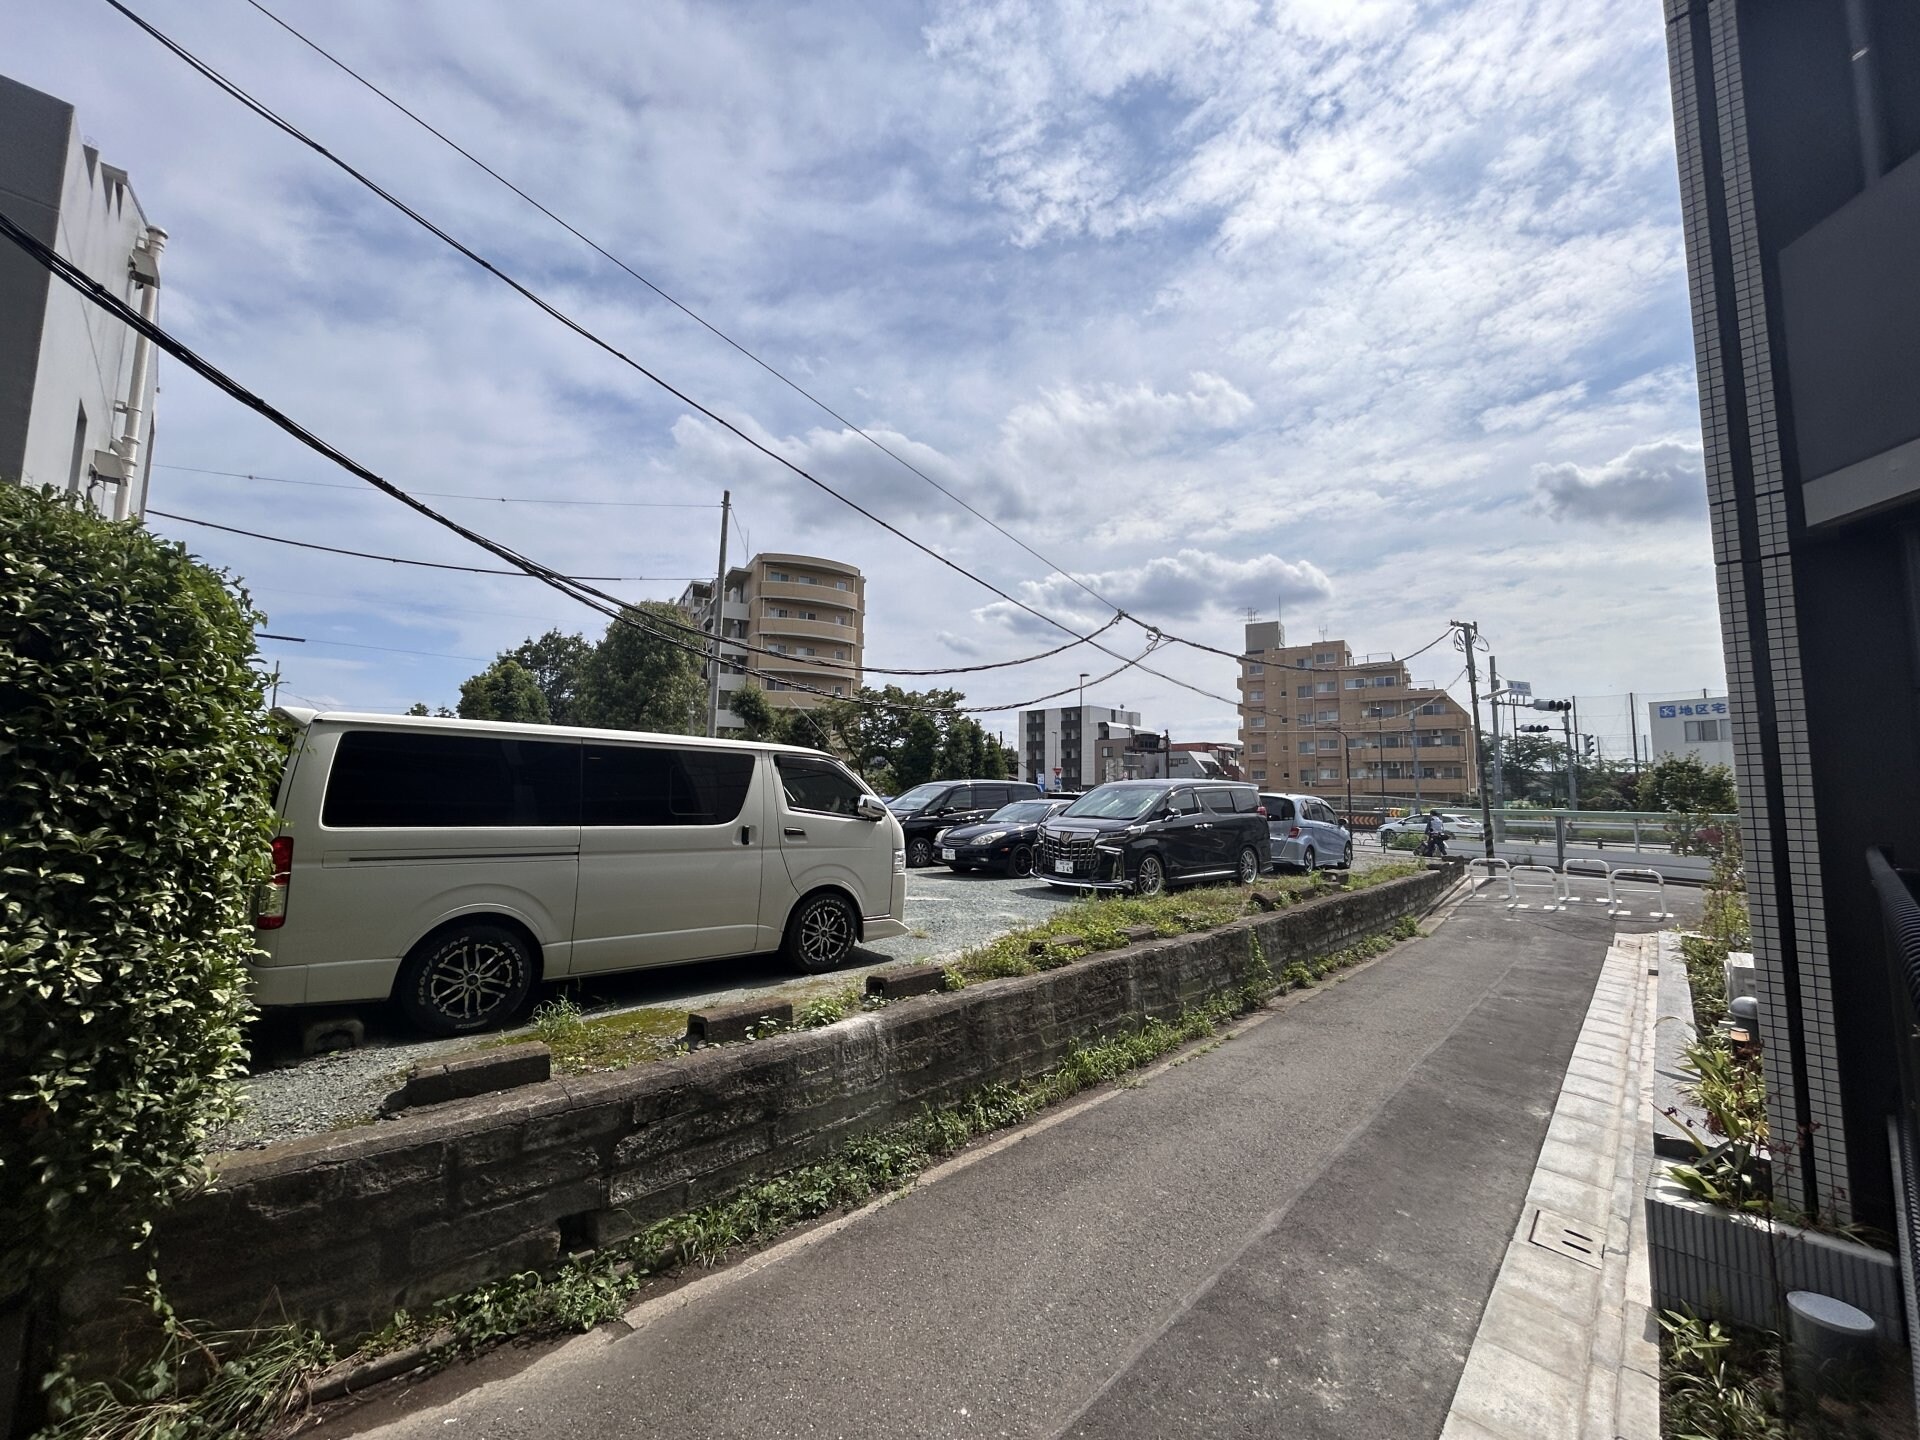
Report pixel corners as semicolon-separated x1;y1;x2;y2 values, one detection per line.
1865;847;1920;1419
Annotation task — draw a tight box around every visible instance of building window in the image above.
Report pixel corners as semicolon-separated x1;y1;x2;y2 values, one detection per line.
1318;768;1339;781
1345;678;1366;689
1315;680;1337;694
835;579;849;590
1245;661;1264;676
1296;684;1313;698
1316;709;1337;723
1250;742;1265;755
769;570;790;582
1251;769;1266;781
1247;689;1264;703
1371;675;1397;688
1314;651;1338;664
836;615;849;625
1250;715;1265;729
1684;719;1725;742
1318;738;1338;751
1298;740;1315;756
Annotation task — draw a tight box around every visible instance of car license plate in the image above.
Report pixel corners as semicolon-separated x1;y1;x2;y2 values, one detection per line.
1055;859;1075;874
941;847;956;860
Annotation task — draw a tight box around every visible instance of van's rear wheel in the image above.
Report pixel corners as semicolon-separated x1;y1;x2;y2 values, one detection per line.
397;922;534;1036
784;892;858;974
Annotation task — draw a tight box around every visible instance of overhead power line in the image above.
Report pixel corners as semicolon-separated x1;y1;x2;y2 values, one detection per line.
150;508;1126;677
100;0;1240;707
151;461;719;507
0;207;1156;717
237;0;1140;628
150;509;692;580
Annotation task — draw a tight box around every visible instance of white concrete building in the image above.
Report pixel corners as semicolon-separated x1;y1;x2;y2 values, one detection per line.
1019;704;1143;791
1;75;166;518
1647;694;1735;770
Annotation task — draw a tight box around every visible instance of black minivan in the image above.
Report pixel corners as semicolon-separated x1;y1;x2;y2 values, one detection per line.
888;778;1045;867
1037;779;1269;895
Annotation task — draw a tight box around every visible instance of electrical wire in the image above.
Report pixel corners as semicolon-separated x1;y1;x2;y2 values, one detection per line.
149;509;691;580
151;461;719;507
100;0;1242;704
0;208;1165;720
237;0;1143;630
151;509;1126;676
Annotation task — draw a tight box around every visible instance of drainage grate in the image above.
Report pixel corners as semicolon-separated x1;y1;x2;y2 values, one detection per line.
1527;1208;1605;1268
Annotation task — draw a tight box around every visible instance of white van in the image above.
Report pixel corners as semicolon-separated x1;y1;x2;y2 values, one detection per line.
252;710;908;1035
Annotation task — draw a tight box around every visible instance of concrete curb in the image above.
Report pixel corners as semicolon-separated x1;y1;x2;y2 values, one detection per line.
1439;930;1662;1439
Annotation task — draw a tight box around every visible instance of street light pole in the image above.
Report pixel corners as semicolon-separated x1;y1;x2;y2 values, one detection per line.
1078;672;1089;789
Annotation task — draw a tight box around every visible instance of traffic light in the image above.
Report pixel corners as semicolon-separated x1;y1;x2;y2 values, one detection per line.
1517;724;1553;734
1531;699;1572;712
1582;734;1597;758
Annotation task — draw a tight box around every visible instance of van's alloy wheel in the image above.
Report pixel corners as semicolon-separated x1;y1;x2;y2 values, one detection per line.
1134;854;1165;896
397;922;533;1036
785;892;857;973
1237;846;1260;884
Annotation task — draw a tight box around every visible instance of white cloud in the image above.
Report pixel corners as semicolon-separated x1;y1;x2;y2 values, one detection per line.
1534;439;1705;525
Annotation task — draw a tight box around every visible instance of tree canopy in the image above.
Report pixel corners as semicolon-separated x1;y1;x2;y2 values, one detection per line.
457;658;550;723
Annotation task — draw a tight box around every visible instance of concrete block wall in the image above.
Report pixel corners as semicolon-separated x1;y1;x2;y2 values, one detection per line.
59;868;1453;1362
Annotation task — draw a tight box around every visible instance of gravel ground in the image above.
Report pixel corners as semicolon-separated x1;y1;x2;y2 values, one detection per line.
217;840;1403;1152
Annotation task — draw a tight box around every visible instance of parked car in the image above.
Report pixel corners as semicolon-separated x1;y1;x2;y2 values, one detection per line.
887;778;1045;867
1259;792;1352;871
250;709;908;1036
937;798;1073;876
1038;779;1269;895
1377;809;1484;847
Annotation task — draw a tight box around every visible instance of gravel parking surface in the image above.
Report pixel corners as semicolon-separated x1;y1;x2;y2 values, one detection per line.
219;839;1404;1152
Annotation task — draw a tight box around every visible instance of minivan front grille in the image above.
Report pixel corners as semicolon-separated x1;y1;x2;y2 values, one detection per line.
1041;831;1101;879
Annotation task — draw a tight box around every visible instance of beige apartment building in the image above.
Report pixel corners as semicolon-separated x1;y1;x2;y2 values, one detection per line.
677;552;864;731
1238;621;1478;808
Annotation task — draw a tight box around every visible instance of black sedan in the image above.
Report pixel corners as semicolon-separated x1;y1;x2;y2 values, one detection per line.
937;798;1074;876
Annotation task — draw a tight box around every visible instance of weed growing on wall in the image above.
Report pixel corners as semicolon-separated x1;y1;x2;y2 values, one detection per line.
1;486;279;1302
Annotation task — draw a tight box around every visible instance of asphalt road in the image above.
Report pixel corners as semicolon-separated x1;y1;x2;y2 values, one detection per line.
311;883;1698;1440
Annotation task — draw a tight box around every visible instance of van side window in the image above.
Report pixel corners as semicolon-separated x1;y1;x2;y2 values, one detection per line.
1170;789;1199;815
1230;789;1258;813
946;788;973;810
583;746;754;826
1200;789;1235;814
777;755;865;816
323;731;579;827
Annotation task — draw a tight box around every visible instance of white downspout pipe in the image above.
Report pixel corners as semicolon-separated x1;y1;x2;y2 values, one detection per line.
113;225;166;519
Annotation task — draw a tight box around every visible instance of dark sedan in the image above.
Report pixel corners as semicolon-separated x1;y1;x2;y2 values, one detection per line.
937;798;1074;876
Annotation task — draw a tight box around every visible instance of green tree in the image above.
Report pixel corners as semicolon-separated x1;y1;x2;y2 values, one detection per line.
1641;753;1738;813
727;682;791;743
893;710;941;790
500;629;592;726
457;658;551;723
1;486;279;1301
575;603;705;735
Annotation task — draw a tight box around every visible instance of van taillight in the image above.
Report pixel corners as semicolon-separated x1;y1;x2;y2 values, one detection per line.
256;836;293;929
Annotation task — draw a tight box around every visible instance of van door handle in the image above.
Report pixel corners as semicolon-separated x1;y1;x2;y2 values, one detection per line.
739;825;754;845
783;826;807;838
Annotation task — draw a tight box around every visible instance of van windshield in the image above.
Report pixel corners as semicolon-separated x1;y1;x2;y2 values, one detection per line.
887;783;946;813
1061;786;1162;820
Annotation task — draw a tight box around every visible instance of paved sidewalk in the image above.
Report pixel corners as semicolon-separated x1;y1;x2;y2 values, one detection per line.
1440;930;1662;1439
319;885;1695;1440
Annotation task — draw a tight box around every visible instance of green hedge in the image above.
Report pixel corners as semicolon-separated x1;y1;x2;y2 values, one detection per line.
1;486;279;1299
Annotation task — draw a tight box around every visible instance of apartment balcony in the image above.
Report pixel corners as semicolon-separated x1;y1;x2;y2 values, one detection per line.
755;615;862;645
755;580;861;609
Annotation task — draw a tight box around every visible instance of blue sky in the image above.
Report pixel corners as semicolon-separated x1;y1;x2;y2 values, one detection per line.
4;0;1719;751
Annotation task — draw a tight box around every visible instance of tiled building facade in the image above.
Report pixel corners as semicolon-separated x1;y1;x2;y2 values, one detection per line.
1236;622;1477;807
1664;0;1920;1229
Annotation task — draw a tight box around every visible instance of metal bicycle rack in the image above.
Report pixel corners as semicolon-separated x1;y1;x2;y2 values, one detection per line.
1465;856;1513;900
1607;866;1673;920
1507;863;1566;913
1560;857;1612;904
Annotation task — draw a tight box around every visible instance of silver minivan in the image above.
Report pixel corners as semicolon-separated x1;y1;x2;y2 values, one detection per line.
1258;792;1353;872
252;710;908;1035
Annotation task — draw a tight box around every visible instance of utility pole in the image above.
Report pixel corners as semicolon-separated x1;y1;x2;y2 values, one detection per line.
1564;708;1579;810
1451;619;1497;859
705;490;731;738
1488;654;1505;811
1629;691;1640;772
